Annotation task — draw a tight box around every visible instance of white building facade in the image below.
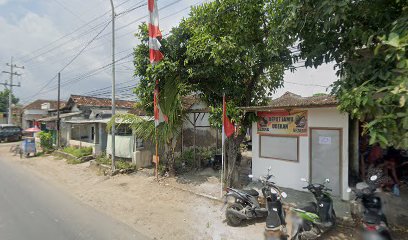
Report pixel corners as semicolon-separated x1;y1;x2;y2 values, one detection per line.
246;92;350;200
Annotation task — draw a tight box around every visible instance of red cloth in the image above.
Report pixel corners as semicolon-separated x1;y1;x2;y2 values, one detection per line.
368;144;383;164
223;96;234;138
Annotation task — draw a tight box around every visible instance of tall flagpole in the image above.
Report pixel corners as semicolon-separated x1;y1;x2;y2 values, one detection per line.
149;0;164;181
155;81;159;180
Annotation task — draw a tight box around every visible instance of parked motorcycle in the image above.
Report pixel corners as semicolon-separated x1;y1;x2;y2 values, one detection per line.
224;167;288;240
263;179;288;240
347;175;393;240
290;178;336;240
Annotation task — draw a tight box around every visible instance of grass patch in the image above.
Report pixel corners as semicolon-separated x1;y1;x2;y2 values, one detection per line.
36;152;45;157
62;146;92;158
95;154;135;170
66;158;82;164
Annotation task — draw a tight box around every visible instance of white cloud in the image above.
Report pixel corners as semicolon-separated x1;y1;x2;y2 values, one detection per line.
0;0;8;6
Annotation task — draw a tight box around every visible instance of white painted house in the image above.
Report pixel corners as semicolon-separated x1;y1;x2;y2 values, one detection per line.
243;92;351;200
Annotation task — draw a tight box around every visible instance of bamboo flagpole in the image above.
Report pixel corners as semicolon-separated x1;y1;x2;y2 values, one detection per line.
148;0;164;180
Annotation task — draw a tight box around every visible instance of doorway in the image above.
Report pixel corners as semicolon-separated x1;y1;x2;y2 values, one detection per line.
310;128;342;196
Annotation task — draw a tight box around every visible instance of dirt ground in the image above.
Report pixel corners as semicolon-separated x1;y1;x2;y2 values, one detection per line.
1;144;407;240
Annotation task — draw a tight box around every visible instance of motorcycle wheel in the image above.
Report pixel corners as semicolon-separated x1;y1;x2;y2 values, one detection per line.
332;210;337;226
226;203;244;226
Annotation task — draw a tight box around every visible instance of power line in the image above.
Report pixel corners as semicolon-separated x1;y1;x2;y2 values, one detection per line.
60;21;112;72
20;22;114;103
20;1;145;64
17;0;136;62
20;53;134;103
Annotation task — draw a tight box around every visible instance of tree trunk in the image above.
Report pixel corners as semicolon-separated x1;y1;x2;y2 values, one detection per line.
166;138;177;177
224;134;245;187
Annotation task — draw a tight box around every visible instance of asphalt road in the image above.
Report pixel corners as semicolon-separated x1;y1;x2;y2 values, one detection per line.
0;154;149;240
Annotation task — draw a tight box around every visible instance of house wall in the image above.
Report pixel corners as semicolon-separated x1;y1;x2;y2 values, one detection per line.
71;125;92;142
251;107;350;200
22;109;49;129
181;102;219;150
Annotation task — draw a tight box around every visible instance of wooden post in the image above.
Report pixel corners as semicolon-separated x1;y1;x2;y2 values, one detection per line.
155;127;159;180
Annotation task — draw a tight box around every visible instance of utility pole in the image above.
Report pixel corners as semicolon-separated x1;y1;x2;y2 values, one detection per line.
57;72;61;148
109;0;116;171
2;57;24;124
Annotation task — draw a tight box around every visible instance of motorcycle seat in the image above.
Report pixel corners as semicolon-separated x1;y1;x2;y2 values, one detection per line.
299;202;317;213
242;189;259;197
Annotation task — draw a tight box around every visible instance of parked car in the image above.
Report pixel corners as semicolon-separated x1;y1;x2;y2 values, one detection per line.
0;125;22;142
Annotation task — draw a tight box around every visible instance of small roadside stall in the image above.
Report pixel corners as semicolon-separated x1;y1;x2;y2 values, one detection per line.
242;92;351;200
21;126;41;157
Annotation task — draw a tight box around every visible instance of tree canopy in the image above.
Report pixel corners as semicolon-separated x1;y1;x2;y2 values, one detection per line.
285;0;408;148
0;89;19;113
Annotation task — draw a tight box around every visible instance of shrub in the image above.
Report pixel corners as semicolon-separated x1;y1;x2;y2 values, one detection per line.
63;146;93;158
38;132;53;152
175;147;217;173
95;153;111;165
115;160;135;170
95;154;135;171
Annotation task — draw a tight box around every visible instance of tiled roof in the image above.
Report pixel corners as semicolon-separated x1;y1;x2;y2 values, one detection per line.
127;108;147;116
23;99;66;110
37;112;83;122
241;92;338;111
69;95;135;109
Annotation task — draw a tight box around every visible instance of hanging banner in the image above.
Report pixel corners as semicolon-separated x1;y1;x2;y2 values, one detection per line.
257;110;308;136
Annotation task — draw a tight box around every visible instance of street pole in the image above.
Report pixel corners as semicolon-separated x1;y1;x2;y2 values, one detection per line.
2;57;23;125
110;0;116;171
57;72;61;148
8;58;13;125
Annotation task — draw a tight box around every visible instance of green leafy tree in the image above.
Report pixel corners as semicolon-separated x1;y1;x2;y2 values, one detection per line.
184;0;294;186
285;0;408;149
0;89;19;113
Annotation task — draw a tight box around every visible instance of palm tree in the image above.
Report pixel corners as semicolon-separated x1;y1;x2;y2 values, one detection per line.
109;77;188;176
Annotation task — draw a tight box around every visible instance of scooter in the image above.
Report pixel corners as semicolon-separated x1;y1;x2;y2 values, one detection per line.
224;167;287;237
347;175;393;240
290;178;336;240
264;180;288;240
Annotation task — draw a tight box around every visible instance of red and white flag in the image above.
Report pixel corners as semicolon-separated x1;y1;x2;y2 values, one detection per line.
148;0;164;64
153;80;167;127
148;0;166;126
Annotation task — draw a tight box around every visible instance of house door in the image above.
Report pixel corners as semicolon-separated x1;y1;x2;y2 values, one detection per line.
310;128;342;196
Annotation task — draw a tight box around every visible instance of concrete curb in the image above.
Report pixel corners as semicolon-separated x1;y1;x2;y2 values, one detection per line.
53;150;93;163
160;181;223;203
53;150;77;161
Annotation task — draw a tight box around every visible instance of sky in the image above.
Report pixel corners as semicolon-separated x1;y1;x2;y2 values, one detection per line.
0;0;338;106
